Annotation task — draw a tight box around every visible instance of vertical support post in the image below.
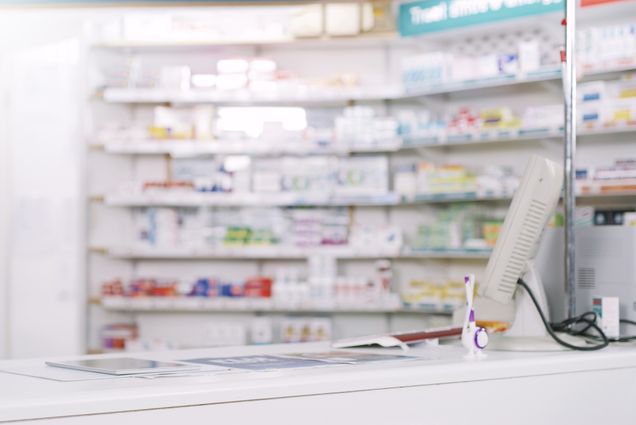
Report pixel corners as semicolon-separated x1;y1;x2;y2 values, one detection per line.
564;0;577;318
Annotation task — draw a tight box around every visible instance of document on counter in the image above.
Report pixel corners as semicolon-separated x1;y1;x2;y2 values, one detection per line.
0;365;123;382
181;355;326;371
278;351;415;364
0;360;229;382
181;351;414;371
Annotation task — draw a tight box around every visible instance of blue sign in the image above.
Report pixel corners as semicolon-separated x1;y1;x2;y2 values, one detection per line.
400;0;564;37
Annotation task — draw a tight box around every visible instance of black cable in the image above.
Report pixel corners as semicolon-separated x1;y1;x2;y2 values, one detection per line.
516;278;609;351
608;319;636;343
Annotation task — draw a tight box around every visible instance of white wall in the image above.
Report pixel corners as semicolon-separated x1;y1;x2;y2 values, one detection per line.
0;59;9;358
0;10;88;358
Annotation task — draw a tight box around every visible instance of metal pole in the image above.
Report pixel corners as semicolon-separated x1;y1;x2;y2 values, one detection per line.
564;0;577;318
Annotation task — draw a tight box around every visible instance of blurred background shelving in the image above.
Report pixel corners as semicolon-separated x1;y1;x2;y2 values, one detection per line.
81;1;636;354
2;0;635;358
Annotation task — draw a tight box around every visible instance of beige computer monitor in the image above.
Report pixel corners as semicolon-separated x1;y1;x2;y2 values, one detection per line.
478;155;569;351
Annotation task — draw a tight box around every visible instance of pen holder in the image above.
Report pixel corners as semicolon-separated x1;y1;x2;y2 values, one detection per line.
462;274;488;359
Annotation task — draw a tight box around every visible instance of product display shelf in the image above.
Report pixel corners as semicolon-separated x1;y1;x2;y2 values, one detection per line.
92;139;402;157
97;296;454;316
98;189;636;210
403;124;636;150
580;59;636;80
403;192;512;205
404;129;563;149
92;31;406;50
102;192;402;208
403;62;636;99
99;86;404;106
99;191;514;208
98;63;636;106
402;68;562;98
577;191;636;205
401;248;492;260
578;125;636;138
92;123;636;159
90;245;490;261
99;72;557;105
96;245;403;260
405;191;636;206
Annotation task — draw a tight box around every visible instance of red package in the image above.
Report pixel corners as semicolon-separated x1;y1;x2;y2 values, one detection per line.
244;277;273;298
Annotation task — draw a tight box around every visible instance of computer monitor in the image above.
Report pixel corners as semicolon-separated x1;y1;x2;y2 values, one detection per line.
478;155;573;351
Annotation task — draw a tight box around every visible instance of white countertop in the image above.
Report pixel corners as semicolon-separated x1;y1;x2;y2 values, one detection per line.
1;342;636;423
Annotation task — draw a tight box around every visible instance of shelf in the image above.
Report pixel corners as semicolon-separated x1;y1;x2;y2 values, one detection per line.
95;246;403;260
577;191;636;205
401;69;561;98
98;63;636;106
93;139;402;157
98;296;454;316
92;34;635;84
580;58;636;80
91;31;406;50
98;70;559;105
98;188;636;209
91;124;636;158
578;125;636;138
405;64;636;97
90;245;491;261
404;192;513;204
102;192;402;208
99;86;404;106
401;248;492;260
404;129;563;149
419;125;636;148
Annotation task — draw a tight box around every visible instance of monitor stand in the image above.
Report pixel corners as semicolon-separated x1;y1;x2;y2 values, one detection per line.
487;261;584;352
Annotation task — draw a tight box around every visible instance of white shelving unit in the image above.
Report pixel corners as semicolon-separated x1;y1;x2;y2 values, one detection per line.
99;68;565;105
93;189;636;209
91;245;492;261
86;2;636;353
92;126;636;158
100;85;405;106
97;63;633;107
91;31;410;50
98;296;455;316
101;192;403;208
94;139;402;156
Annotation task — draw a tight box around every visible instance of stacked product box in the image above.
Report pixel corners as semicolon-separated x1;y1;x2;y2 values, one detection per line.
396;104;564;144
578;23;636;73
576;159;636;195
400;278;466;312
401;35;549;92
395;162;519;199
412;205;505;251
579;75;636;130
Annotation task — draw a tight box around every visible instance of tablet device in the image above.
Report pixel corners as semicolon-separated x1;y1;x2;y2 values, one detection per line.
45;357;200;375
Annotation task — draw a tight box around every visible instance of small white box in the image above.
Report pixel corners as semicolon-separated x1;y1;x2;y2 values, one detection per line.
518;41;541;73
593;297;620;338
325;3;363;36
290;4;323;38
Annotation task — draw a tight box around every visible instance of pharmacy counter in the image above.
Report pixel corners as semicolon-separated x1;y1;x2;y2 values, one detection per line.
1;342;636;424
